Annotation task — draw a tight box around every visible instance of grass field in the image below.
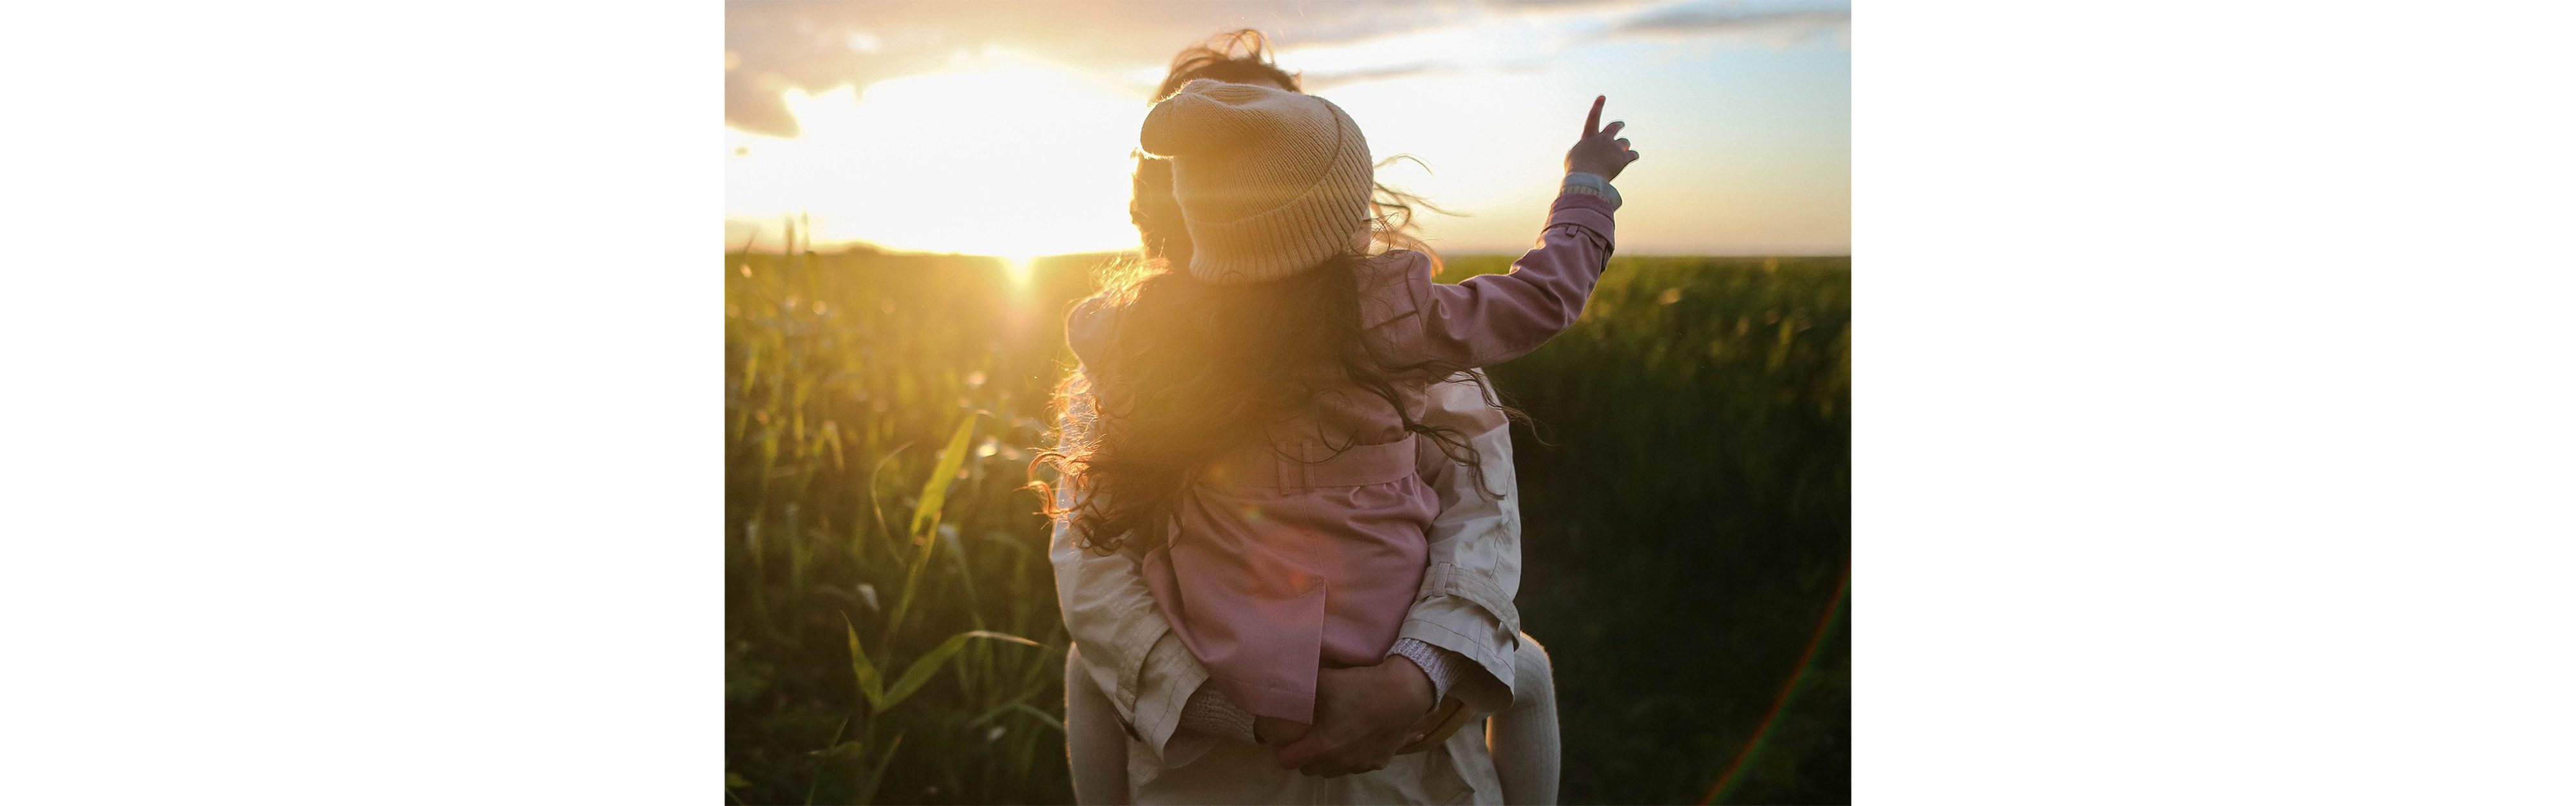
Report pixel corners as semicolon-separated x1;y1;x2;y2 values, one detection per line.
724;247;1850;804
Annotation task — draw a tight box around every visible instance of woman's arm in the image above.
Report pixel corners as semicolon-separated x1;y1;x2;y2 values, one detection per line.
1050;370;1535;764
1046;371;1227;766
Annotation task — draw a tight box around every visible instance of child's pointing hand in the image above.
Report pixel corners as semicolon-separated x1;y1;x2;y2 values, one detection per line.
1565;95;1640;182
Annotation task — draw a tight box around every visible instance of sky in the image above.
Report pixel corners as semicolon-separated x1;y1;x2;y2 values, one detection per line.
724;0;1849;258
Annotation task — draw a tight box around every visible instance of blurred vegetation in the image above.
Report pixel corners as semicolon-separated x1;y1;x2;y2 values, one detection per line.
726;248;1848;805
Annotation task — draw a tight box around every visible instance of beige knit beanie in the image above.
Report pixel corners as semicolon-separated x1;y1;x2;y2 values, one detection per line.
1139;79;1374;284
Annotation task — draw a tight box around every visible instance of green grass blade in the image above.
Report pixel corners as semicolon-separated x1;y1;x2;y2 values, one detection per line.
802;715;850;806
1007;702;1066;734
855;731;903;805
905;413;978;538
840;612;884;711
886;413;978;637
878;630;1041;711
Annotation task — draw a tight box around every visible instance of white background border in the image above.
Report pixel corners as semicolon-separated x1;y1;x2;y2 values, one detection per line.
5;2;2572;802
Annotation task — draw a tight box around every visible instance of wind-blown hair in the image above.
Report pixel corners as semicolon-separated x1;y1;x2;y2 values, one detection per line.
1032;29;1510;556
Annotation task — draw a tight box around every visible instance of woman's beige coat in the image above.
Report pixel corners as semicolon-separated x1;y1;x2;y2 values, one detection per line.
1052;373;1531;804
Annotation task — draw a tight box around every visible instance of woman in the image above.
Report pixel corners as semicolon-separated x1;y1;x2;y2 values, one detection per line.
1048;30;1561;804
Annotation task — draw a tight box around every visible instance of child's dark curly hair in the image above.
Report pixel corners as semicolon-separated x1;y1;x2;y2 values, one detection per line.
1029;30;1515;556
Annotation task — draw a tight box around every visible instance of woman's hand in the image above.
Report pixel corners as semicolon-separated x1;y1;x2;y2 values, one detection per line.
1272;659;1437;777
1564;95;1641;181
1255;715;1311;748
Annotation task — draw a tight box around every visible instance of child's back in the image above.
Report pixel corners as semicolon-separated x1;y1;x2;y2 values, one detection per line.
1065;78;1627;726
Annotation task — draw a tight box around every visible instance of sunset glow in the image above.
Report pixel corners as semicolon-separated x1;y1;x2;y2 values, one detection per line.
726;50;1145;256
725;1;1850;256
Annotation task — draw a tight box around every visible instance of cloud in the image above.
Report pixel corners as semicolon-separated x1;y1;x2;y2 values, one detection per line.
723;0;1840;136
1299;61;1455;89
724;0;1483;136
1603;1;1850;42
1300;58;1551;90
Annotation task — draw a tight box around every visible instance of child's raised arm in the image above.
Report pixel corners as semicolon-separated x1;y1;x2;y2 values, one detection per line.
1374;96;1642;369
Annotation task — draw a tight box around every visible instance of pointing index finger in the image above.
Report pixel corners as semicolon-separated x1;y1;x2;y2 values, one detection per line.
1584;95;1604;138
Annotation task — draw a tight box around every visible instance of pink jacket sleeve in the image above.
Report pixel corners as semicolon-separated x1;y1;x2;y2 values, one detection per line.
1374;191;1616;368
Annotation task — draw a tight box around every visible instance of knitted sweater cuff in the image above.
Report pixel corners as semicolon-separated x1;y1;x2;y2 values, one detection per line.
1178;682;1260;744
1389;637;1467;708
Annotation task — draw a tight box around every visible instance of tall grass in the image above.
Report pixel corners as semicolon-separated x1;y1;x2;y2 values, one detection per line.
1448;255;1851;803
725;247;1090;804
725;248;1850;804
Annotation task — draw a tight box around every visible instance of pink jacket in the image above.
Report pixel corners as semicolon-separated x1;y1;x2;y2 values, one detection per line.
1068;191;1616;722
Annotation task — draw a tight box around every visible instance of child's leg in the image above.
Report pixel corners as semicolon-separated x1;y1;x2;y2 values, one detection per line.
1486;632;1562;805
1063;644;1130;805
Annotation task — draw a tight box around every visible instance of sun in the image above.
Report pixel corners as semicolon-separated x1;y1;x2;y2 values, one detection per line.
726;50;1148;259
1000;252;1038;287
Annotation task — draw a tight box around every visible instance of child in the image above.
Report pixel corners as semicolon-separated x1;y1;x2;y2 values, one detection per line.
1050;78;1636;801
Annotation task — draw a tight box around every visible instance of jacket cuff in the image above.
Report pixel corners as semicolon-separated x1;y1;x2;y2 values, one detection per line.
1561;171;1622;210
1129;632;1213;765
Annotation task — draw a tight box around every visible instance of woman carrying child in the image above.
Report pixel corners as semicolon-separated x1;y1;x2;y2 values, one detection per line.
1043;30;1637;805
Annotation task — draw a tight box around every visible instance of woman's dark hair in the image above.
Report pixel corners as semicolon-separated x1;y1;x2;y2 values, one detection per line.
1032;30;1509;556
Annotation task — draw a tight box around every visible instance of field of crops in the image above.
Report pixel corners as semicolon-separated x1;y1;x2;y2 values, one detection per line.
724;247;1850;804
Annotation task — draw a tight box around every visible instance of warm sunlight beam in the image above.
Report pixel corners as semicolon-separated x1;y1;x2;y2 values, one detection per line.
727;49;1146;258
1001;252;1037;287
